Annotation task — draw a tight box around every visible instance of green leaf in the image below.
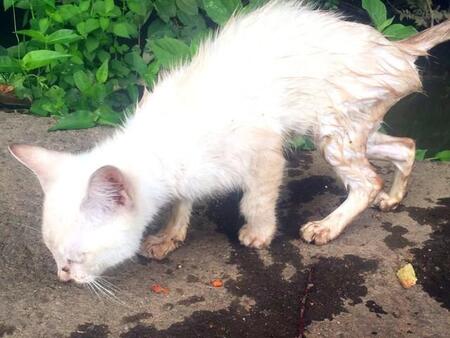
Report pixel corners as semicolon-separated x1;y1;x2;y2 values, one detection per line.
127;0;149;15
125;51;147;75
202;0;241;25
0;56;21;72
105;0;114;13
377;17;394;32
49;110;97;131
97;109;123;126
4;0;18;11
154;0;176;23
73;70;92;93
113;22;133;38
96;59;109;84
16;29;46;43
147;18;178;39
38;18;49;34
76;18;100;37
149;37;191;68
289;135;315;151
362;0;387;29
176;0;198;16
21;50;71;70
46;29;82;44
382;24;418;40
85;36;100;52
415;149;427;161
429;150;450;162
0;55;20;73
99;17;110;31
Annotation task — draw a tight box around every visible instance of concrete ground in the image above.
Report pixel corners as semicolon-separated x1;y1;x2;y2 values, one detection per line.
0;111;449;338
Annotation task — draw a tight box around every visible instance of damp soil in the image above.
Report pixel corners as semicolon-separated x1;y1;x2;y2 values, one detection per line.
119;177;377;338
407;197;450;309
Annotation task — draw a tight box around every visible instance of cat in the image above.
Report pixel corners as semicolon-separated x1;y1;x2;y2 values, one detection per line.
9;1;450;284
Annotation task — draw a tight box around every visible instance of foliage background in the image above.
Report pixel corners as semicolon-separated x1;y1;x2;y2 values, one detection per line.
0;0;449;159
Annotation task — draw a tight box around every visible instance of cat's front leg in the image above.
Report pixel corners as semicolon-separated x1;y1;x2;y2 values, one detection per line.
239;133;285;248
140;199;192;259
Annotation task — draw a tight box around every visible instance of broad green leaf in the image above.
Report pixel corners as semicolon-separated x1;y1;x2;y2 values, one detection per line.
176;0;198;16
154;0;176;23
97;109;122;126
73;70;92;93
202;0;241;25
415;149;427;161
48;110;97;131
430;150;450;162
362;0;387;29
76;18;100;37
377;17;394;32
99;17;110;30
289;135;315;151
105;0;114;13
149;37;191;68
127;0;149;15
4;0;18;11
125;51;147;75
21;50;71;70
147;18;178;39
46;29;82;44
38;18;49;33
79;0;90;12
383;24;418;40
57;4;81;21
113;22;131;38
0;56;21;72
111;59;131;77
96;59;109;84
85;36;100;52
16;29;46;42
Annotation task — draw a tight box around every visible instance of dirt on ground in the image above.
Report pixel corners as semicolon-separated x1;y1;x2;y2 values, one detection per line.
0;111;449;338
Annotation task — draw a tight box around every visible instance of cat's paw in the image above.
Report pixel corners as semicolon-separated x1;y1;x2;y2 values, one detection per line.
238;223;275;248
373;191;400;211
300;221;333;245
140;234;184;260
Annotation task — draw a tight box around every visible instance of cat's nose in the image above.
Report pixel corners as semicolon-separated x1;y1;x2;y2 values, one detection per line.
58;265;72;282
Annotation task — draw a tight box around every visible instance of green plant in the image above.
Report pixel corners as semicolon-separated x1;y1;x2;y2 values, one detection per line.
1;0;267;130
394;0;449;28
362;0;418;39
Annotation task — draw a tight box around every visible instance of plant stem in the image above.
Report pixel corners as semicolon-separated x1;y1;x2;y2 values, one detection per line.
12;4;21;58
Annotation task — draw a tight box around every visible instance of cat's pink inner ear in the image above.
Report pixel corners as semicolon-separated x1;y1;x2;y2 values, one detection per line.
85;165;132;212
8;144;67;190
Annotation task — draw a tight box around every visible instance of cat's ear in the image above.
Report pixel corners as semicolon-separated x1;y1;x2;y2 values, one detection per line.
8;144;69;191
82;165;133;214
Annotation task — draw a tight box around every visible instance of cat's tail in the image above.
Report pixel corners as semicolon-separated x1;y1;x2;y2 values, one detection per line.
395;19;450;57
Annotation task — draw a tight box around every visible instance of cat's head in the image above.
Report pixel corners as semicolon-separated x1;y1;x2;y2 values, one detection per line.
9;144;142;283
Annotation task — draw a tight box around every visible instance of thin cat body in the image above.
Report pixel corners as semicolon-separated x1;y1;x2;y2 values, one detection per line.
9;1;450;283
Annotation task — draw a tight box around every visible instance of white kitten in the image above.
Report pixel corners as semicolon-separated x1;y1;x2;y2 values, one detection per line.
9;1;450;283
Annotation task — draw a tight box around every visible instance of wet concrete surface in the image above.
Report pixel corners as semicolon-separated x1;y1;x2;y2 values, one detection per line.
0;111;449;337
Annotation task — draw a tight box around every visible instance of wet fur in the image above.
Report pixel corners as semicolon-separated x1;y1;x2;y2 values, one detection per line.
9;1;450;282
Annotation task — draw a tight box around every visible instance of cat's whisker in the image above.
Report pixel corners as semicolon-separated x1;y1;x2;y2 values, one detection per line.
93;279;126;306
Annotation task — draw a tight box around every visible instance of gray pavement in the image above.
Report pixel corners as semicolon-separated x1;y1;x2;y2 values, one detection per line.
0;111;449;338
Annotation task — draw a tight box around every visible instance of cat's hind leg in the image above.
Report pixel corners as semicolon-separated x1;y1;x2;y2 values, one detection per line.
140;199;192;259
367;132;415;211
301;116;383;244
239;132;285;248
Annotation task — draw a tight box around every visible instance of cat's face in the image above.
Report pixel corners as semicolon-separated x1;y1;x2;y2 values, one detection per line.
9;144;141;283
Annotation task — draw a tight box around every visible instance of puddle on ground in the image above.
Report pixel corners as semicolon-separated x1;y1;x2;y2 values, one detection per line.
381;222;415;250
119;176;377;337
365;300;388;318
407;197;450;309
70;323;110;338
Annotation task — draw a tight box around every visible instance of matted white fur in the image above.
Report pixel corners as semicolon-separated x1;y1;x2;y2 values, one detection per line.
9;1;450;283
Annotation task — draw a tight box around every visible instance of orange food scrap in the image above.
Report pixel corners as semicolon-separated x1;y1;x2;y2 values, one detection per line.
151;284;169;295
210;279;224;288
0;84;14;94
